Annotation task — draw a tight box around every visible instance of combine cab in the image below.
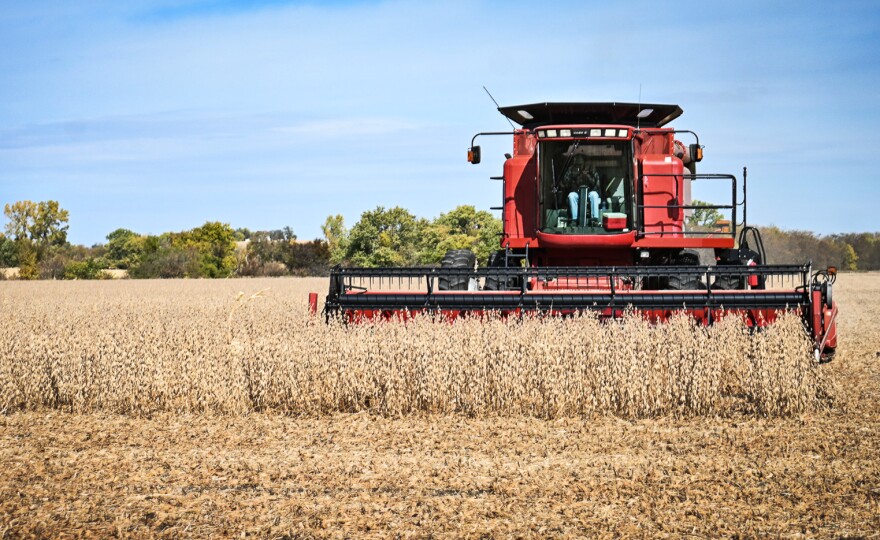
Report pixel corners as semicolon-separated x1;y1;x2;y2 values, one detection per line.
315;102;838;361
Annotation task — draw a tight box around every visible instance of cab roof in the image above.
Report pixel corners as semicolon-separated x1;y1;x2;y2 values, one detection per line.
498;102;683;128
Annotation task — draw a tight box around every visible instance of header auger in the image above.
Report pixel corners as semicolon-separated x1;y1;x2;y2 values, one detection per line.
313;101;838;361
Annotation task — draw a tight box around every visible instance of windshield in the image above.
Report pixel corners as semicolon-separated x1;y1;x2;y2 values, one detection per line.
538;139;632;234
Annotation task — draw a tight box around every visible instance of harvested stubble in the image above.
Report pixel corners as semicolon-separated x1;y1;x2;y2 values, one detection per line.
0;279;829;417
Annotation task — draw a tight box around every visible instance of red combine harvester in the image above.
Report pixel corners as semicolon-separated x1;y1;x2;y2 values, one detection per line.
317;102;838;361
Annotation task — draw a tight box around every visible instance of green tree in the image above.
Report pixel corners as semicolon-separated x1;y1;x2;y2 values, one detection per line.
686;199;723;229
266;227;296;242
130;243;201;278
841;243;858;271
105;228;145;269
125;223;235;278
4;200;70;277
345;207;427;267
322;214;349;265
834;233;880;270
186;221;237;277
3;200;69;250
0;234;17;267
15;240;39;279
233;227;253;241
420;205;501;264
63;258;104;280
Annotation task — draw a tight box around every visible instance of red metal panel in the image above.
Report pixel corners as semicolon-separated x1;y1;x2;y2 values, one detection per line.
810;290;838;353
824;302;838;349
535;230;636;248
540;249;633;266
503;154;538;243
641;154;685;236
634;129;673;155
811;289;822;341
504;237;540;249
634;237;735;249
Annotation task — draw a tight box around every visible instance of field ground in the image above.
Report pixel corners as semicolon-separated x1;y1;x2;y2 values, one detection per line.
1;275;879;538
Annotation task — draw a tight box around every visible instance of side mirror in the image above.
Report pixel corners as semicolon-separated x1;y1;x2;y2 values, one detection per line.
689;143;703;162
468;145;481;164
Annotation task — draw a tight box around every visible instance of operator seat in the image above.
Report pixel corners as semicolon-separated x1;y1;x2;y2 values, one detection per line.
605;176;625;212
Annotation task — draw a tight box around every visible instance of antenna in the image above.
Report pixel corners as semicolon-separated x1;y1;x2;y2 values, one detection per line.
637;83;642;129
484;86;515;129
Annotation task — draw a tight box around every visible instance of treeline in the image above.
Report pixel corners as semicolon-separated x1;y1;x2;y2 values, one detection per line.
761;226;877;271
0;201;500;279
1;200;879;280
0;214;246;279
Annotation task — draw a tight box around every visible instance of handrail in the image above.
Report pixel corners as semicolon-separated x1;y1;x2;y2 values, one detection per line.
636;172;738;239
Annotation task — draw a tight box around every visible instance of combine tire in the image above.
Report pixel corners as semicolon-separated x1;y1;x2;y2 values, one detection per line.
666;251;703;290
712;267;745;290
438;249;476;291
711;275;743;290
483;250;506;291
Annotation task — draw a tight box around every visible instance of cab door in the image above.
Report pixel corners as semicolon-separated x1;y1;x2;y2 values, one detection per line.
640;155;684;236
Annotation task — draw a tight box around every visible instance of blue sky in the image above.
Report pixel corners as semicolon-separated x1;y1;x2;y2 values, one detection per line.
1;0;878;245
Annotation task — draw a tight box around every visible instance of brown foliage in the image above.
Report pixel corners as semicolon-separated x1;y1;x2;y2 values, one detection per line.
0;279;829;418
